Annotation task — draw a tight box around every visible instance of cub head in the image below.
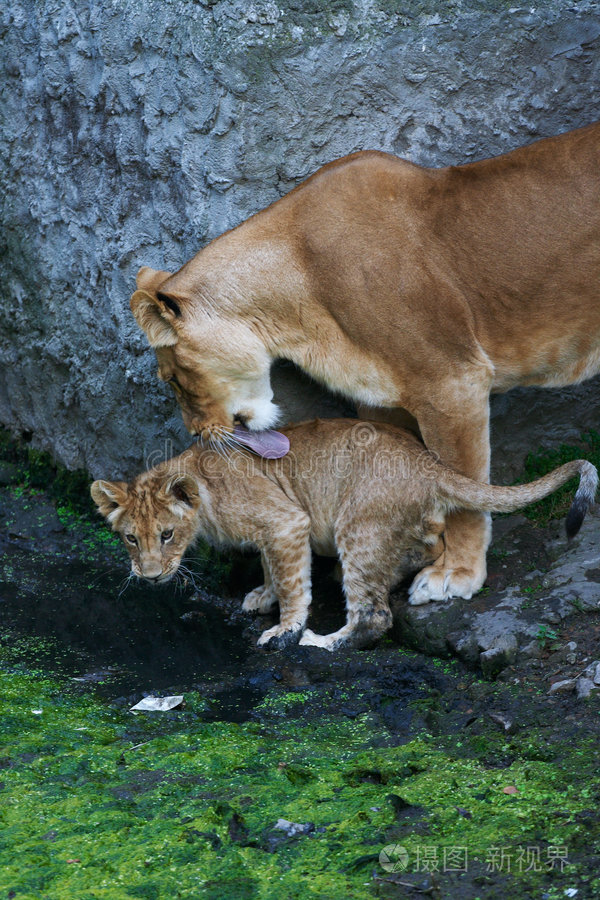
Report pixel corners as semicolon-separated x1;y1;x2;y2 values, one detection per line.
91;473;201;584
130;266;279;440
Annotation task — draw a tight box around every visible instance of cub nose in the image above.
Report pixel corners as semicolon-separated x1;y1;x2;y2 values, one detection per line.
141;566;163;582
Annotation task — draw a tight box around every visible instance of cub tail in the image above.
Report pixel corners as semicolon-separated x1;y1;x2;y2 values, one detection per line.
438;459;598;539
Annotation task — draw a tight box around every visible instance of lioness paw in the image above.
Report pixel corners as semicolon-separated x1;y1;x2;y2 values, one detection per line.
257;624;302;650
408;565;484;605
242;585;278;614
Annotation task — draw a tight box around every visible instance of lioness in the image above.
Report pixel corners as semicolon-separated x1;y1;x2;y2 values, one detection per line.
130;122;600;605
91;419;596;651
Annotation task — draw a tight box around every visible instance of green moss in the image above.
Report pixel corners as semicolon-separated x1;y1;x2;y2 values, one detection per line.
517;430;600;526
1;657;598;898
255;690;315;714
0;426;94;517
0;426;234;586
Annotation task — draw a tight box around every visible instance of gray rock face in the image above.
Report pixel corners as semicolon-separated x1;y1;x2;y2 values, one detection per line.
392;507;600;678
1;0;600;478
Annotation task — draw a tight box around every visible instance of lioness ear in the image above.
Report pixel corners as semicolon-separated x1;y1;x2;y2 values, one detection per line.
90;480;129;524
136;267;184;320
164;474;200;516
130;290;179;348
136;267;172;292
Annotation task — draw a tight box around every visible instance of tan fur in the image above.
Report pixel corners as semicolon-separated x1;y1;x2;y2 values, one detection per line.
91;420;597;651
131;122;600;604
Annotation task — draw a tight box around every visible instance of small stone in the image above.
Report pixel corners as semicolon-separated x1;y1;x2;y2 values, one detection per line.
447;631;480;666
41;830;58;841
576;678;598;700
584;661;600;684
480;637;517;679
521;639;544;660
548;679;576;694
404;71;428;84
541;611;561;625
274;818;314;837
489;712;517;733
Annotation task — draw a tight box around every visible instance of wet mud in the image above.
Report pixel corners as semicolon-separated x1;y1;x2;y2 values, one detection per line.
2;472;600;898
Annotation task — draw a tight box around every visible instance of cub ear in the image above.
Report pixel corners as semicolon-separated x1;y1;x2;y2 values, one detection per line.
130;289;180;348
164;474;200;516
90;480;129;524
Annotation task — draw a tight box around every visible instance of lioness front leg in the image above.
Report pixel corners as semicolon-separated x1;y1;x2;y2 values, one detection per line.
256;515;312;650
242;552;278;614
409;379;492;604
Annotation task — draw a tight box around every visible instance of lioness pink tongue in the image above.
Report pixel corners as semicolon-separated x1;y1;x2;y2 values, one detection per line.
233;425;290;459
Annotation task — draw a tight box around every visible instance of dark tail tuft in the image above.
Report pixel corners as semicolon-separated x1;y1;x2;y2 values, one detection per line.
565;496;587;539
565;460;598;539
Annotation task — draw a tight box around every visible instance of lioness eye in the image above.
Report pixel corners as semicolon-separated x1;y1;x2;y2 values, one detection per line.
161;529;173;543
125;534;137;545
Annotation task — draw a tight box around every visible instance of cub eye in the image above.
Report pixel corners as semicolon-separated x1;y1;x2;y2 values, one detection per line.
169;377;182;397
161;529;174;543
125;533;137;545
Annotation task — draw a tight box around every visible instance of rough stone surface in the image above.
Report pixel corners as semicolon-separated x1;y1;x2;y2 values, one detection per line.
575;677;597;699
392;507;600;677
2;0;600;477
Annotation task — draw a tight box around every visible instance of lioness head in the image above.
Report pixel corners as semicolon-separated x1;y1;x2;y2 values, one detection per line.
130;267;278;440
91;473;201;583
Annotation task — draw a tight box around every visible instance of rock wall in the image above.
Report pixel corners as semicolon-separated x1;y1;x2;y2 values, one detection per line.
1;0;600;479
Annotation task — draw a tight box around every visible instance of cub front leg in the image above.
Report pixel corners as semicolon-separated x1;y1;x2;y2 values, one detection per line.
409;376;492;604
256;514;313;650
242;551;278;614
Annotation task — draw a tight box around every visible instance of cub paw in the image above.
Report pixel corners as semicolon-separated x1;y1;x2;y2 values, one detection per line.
298;628;337;651
408;565;484;605
257;624;302;651
242;585;278;614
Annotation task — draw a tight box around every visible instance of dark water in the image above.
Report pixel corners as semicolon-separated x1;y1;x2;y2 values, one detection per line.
0;541;252;702
0;479;443;734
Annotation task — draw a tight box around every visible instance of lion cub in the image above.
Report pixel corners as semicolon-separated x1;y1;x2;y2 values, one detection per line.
91;419;596;651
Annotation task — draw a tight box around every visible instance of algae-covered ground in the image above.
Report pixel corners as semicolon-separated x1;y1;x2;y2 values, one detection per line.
1;435;600;898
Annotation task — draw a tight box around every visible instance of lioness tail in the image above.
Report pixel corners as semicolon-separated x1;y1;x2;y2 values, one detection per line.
438;459;597;539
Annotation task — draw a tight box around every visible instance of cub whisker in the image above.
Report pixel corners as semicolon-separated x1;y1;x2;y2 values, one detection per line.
116;572;135;600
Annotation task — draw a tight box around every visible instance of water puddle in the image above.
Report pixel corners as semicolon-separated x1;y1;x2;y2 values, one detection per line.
0;483;446;735
0;542;249;704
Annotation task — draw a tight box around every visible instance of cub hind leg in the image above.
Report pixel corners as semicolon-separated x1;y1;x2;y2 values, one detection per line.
300;516;445;652
299;525;397;651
